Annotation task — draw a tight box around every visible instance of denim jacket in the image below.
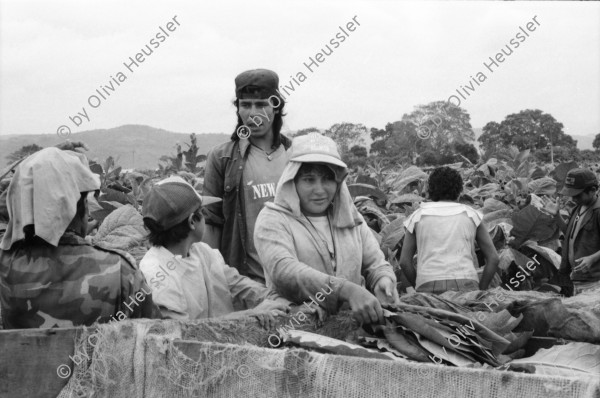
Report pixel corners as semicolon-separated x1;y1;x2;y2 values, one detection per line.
202;134;292;280
560;195;600;281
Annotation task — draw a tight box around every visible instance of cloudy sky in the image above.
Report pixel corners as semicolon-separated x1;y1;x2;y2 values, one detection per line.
1;0;599;140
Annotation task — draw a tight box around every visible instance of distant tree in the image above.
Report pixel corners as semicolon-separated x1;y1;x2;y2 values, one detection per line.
535;146;581;163
453;142;479;164
577;149;600;163
369;124;394;157
402;101;476;150
294;127;321;137
370;121;426;163
323;122;367;156
593;133;600;151
478;109;575;153
418;150;438;166
370;102;474;164
349;145;367;158
344;145;368;168
6;144;43;165
478;122;504;155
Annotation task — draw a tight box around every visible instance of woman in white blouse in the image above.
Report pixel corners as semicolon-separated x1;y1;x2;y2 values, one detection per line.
399;166;499;294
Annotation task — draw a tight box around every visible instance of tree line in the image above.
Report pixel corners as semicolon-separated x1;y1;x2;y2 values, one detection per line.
294;101;600;169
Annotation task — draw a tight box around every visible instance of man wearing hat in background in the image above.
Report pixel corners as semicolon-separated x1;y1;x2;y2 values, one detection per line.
202;69;292;284
545;168;600;295
140;176;289;323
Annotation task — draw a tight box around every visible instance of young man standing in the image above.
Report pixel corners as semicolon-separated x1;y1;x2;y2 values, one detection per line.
545;168;600;295
202;69;292;284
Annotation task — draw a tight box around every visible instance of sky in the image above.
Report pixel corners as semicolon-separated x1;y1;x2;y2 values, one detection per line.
1;0;599;140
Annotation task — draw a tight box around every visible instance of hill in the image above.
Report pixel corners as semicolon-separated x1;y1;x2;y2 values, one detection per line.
0;125;230;170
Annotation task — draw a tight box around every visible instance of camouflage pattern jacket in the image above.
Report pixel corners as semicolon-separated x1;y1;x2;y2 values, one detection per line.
0;231;157;329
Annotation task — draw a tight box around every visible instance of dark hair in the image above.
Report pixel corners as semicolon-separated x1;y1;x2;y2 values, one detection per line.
583;185;599;194
428;166;463;201
230;88;286;148
294;163;336;182
145;209;202;247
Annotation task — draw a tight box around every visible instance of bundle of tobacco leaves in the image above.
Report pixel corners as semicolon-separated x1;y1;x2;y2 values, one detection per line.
277;302;528;368
360;303;517;367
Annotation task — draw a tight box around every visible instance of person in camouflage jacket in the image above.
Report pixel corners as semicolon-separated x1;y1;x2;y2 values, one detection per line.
0;232;156;328
0;145;157;329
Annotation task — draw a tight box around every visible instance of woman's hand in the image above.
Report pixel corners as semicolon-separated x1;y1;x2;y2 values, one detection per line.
252;309;286;330
249;299;290;330
373;277;400;306
340;282;384;325
254;299;291;313
297;302;328;327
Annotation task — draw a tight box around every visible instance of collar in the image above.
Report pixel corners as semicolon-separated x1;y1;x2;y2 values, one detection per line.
238;137;251;154
420;201;462;208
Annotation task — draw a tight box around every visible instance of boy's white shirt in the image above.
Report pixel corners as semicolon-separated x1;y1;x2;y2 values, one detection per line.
140;242;273;320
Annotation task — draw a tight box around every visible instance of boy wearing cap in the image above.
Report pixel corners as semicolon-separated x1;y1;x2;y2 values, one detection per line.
544;168;600;295
202;69;292;284
140;176;290;321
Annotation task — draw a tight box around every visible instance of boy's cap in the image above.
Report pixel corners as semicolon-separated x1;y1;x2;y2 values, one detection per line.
560;168;598;196
142;176;221;231
235;69;279;98
289;133;347;168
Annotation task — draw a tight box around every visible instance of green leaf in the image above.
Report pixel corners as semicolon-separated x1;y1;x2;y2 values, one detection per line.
510;342;600;377
347;183;387;203
498;247;533;272
389;193;423;204
357;199;390;230
380;215;406;252
527;177;557;195
92;204;146;250
466;183;500;200
389;166;427;193
510;205;558;248
481;198;511;214
100;188;136;206
550;161;579;192
483;210;513;229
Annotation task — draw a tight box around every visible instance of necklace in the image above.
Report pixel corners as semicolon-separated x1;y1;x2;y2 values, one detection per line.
251;144;277;161
570;205;593;241
574;205;592;222
304;214;337;271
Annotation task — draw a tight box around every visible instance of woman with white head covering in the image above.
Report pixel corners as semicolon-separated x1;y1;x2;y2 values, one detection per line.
0;147;156;328
254;133;398;325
